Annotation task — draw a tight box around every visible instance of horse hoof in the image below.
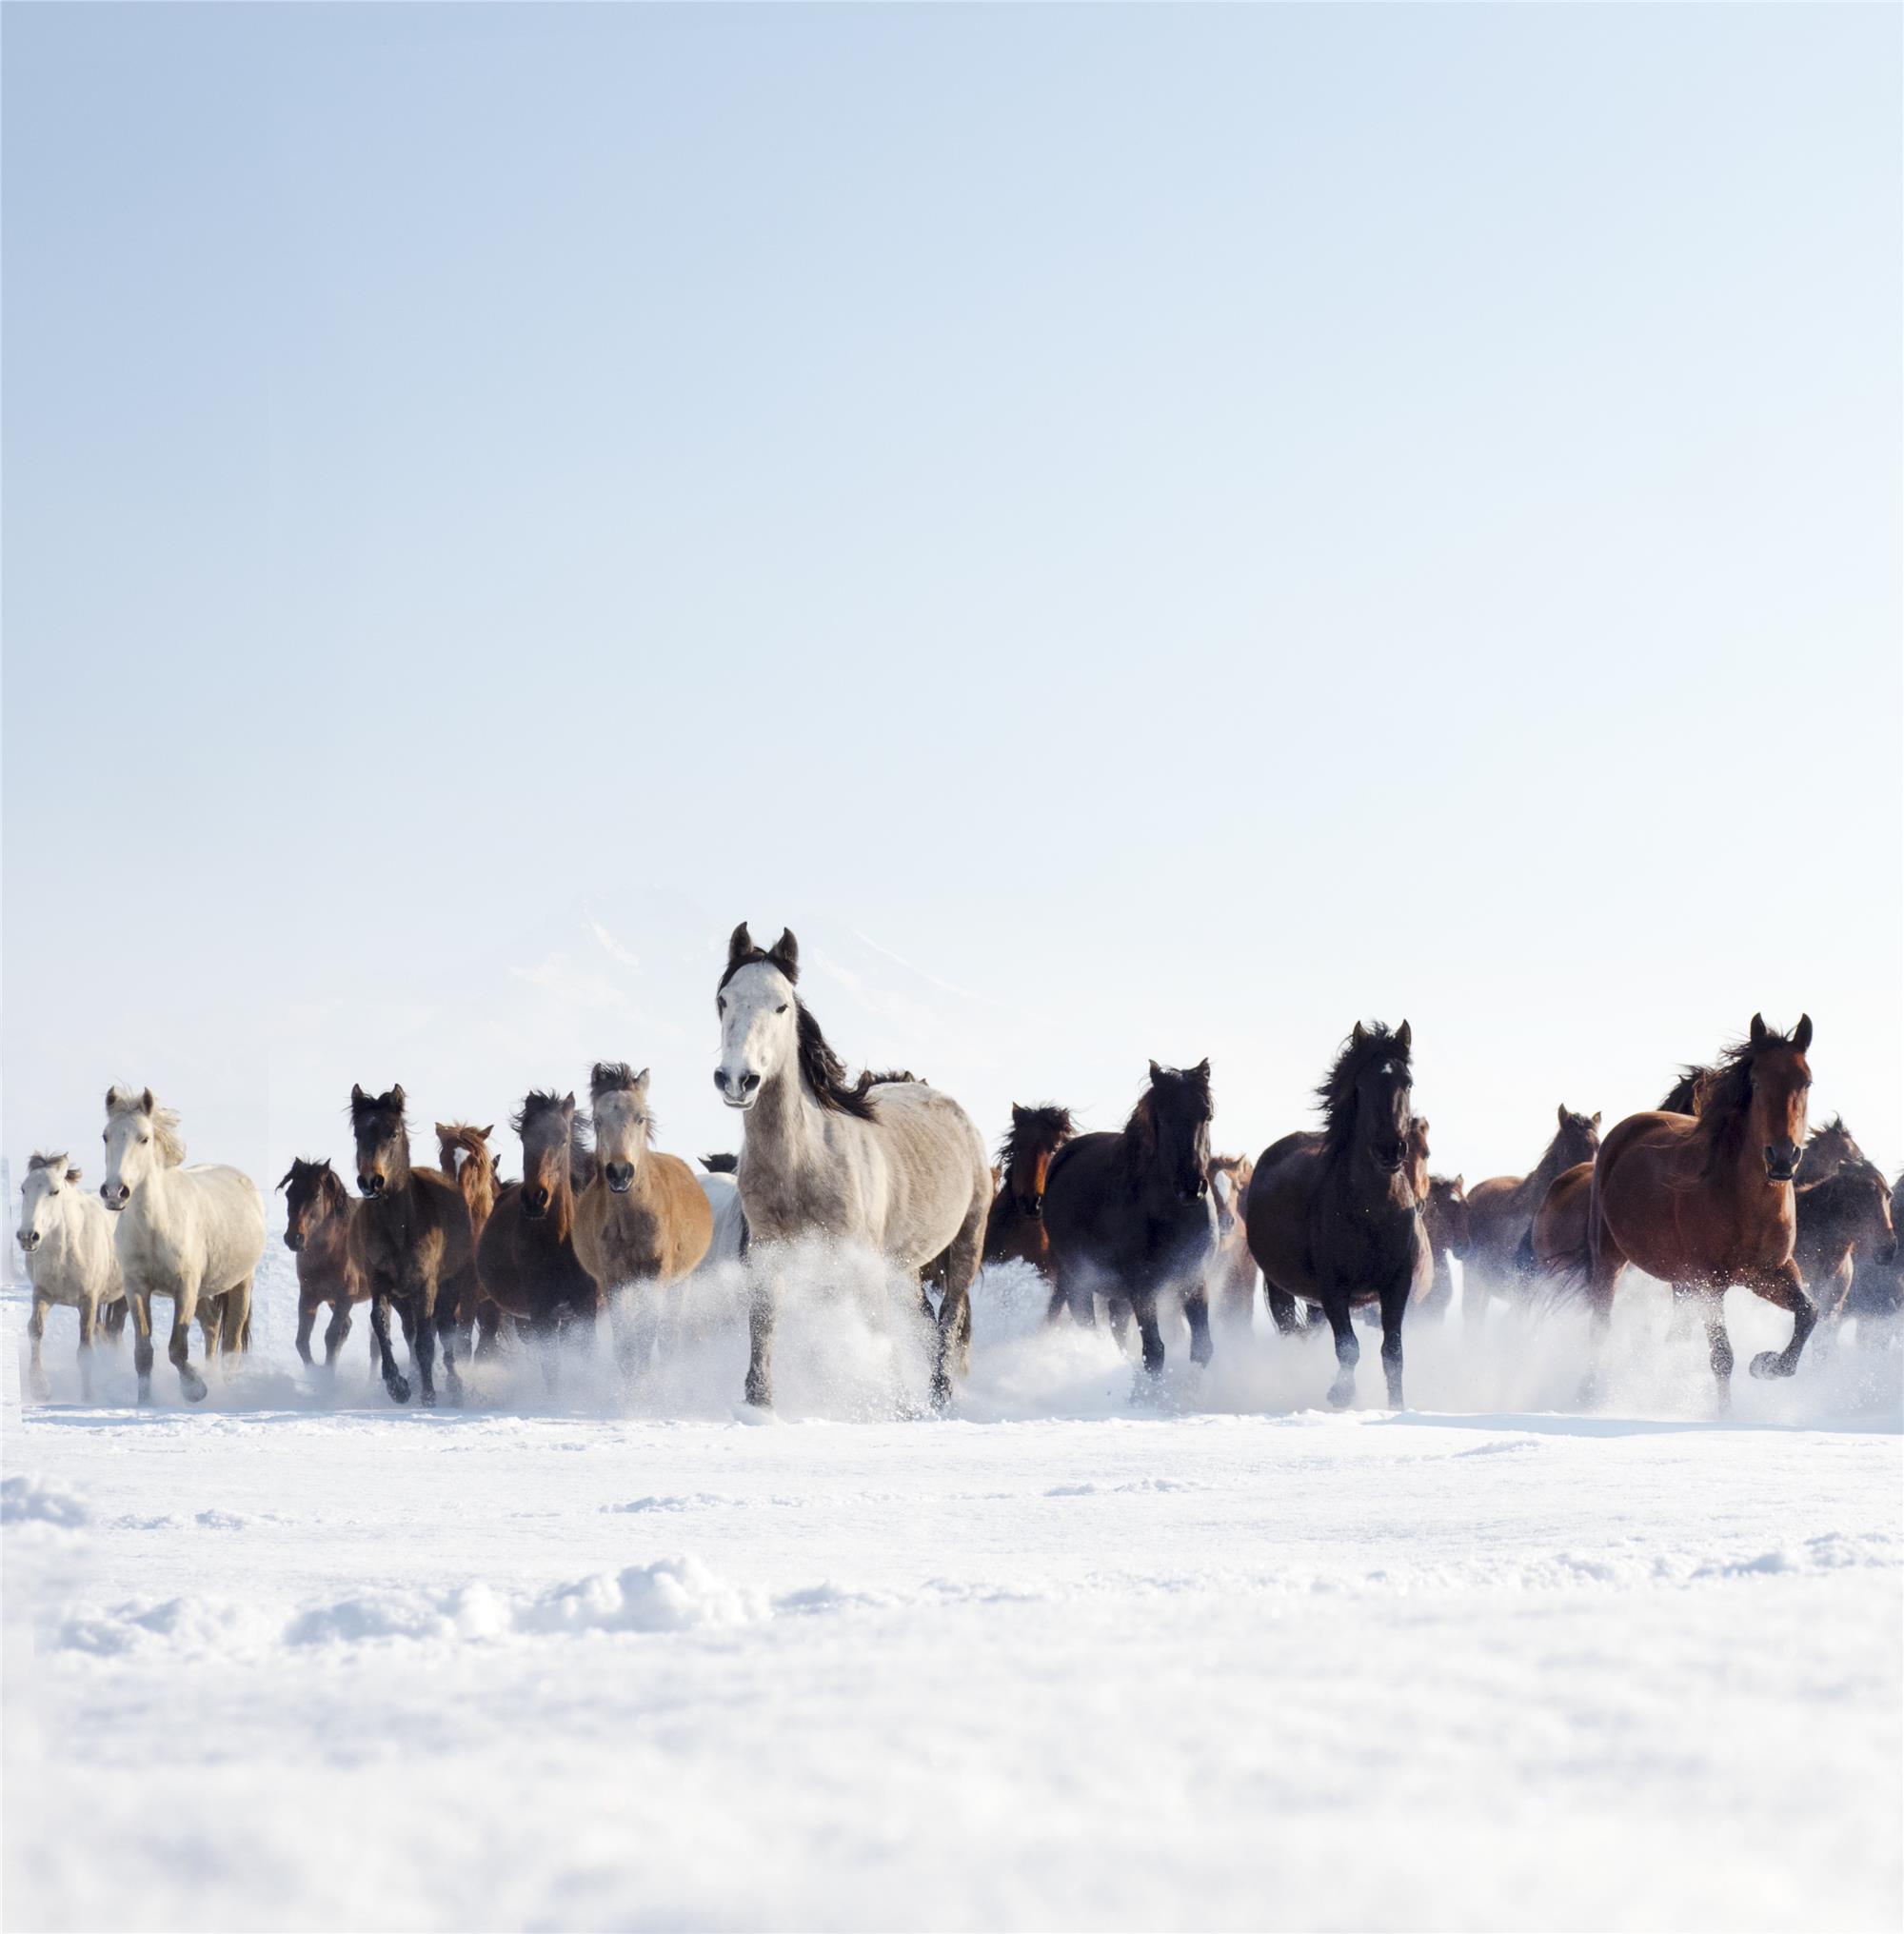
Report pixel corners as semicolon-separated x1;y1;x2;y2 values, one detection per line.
1326;1382;1356;1409
180;1373;208;1404
744;1379;772;1410
387;1375;411;1406
1749;1350;1794;1381
419;1386;437;1408
929;1375;953;1414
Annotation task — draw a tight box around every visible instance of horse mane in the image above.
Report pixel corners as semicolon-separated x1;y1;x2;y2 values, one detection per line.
106;1086;186;1166
1797;1155;1886;1214
28;1150;69;1173
997;1104;1075;1170
702;1151;739;1174
862;1068;922;1089
588;1062;645;1101
513;1089;594;1175
1122;1063;1213;1171
436;1123;494;1169
1315;1025;1409;1154
792;1003;879;1119
1657;1066;1713;1115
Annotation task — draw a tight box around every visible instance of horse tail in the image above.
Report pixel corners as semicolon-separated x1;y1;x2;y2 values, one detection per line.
702;1152;738;1175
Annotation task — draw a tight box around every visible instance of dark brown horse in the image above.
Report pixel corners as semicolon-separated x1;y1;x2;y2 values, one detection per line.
1463;1105;1599;1324
1795;1157;1898;1322
477;1091;601;1349
279;1158;369;1370
1246;1022;1429;1407
1205;1152;1259;1335
348;1085;479;1406
1041;1061;1218;1379
983;1103;1075;1288
1581;1015;1815;1395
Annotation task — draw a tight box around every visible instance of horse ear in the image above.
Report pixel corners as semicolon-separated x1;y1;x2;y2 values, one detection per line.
1591;1111;1601;1128
1557;1103;1569;1127
727;922;755;967
1454;1173;1464;1191
634;1068;650;1090
1750;1012;1768;1047
434;1122;451;1140
769;928;799;981
1012;1104;1026;1123
588;1064;608;1092
1794;1013;1813;1052
351;1083;367;1105
1194;1058;1211;1080
140;1087;154;1115
1351;1023;1367;1047
1395;1021;1411;1051
1148;1058;1163;1084
388;1084;406;1107
563;1092;577;1114
481;1125;494;1141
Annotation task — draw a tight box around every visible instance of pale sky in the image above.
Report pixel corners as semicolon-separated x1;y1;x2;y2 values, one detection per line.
4;4;1899;1206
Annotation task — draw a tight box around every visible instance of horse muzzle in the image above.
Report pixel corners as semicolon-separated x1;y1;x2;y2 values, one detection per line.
1764;1146;1801;1183
714;1069;762;1109
1877;1237;1900;1266
101;1185;129;1210
605;1164;635;1195
17;1230;37;1251
358;1173;386;1198
1375;1145;1407;1174
284;1231;305;1252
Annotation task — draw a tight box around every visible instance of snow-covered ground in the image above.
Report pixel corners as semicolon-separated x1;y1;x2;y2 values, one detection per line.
4;1247;1900;1932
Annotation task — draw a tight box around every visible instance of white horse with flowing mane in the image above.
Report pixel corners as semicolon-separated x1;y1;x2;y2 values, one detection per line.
713;923;991;1410
16;1151;125;1401
101;1087;265;1403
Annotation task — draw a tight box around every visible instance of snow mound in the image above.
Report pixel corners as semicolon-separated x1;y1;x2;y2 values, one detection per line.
1;1474;89;1529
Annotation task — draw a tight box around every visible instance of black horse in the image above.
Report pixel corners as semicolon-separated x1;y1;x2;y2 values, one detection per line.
1041;1060;1218;1379
1245;1022;1429;1407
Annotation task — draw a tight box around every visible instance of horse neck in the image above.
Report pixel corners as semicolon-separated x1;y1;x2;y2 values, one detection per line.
746;1064;825;1172
1528;1138;1573;1197
125;1158;185;1232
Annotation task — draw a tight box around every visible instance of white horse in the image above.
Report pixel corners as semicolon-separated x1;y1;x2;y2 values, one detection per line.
713;924;991;1410
101;1087;265;1404
16;1152;125;1401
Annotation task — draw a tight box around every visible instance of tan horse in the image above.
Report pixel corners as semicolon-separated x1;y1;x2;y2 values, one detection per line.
1205;1153;1257;1334
1463;1105;1599;1325
437;1122;504;1354
573;1064;713;1377
1406;1118;1467;1319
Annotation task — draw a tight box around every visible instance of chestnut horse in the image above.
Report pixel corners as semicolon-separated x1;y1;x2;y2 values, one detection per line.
477;1091;601;1349
1246;1023;1428;1407
1463;1105;1599;1324
573;1063;713;1375
1581;1015;1816;1395
279;1157;370;1370
983;1103;1075;1288
1205;1152;1258;1335
348;1085;479;1406
437;1122;503;1353
1041;1060;1218;1379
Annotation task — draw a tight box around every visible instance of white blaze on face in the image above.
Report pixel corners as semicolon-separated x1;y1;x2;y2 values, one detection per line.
1211;1168;1233;1208
715;960;799;1109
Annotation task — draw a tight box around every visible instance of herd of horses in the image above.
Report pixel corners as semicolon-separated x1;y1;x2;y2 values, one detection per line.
15;923;1901;1413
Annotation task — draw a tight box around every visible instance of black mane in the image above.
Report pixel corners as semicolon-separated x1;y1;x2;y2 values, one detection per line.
1657;1066;1713;1115
794;1003;880;1119
998;1104;1076;1170
1693;1027;1800;1176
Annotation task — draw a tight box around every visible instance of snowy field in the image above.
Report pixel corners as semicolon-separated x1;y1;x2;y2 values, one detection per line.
4;1246;1900;1934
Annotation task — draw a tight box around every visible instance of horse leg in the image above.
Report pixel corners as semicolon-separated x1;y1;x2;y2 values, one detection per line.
432;1291;465;1408
127;1280;155;1404
295;1294;319;1367
1695;1286;1734;1409
744;1258;777;1409
931;1203;985;1410
611;1283;660;1382
1420;1258;1454;1322
1181;1281;1215;1368
1263;1284;1305;1336
474;1298;503;1361
322;1298;352;1369
369;1291;411;1405
1747;1259;1817;1380
1378;1276;1409;1409
169;1283;208;1403
1129;1288;1166;1379
1579;1225;1627;1408
75;1294;99;1404
1106;1298;1134;1351
103;1297;127;1342
23;1293;50;1402
410;1285;440;1407
1321;1291;1359;1406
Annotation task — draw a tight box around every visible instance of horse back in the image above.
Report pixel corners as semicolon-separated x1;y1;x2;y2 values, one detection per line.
850;1083;988;1266
182;1165;267;1287
1244;1133;1326;1298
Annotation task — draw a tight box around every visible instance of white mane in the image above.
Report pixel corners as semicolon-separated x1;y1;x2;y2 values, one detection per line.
106;1086;188;1167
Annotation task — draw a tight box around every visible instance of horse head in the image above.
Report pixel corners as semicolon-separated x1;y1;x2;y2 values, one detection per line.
715;922;802;1112
515;1090;583;1224
1138;1059;1215;1206
102;1085;182;1208
17;1151;79;1252
1745;1012;1813;1183
589;1063;653;1194
349;1084;410;1198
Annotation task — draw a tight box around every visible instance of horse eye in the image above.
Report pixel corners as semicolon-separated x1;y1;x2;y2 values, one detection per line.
776;1003;788;1014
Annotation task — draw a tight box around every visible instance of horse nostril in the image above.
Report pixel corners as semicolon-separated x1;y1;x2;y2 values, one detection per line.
741;1072;761;1093
713;1070;728;1093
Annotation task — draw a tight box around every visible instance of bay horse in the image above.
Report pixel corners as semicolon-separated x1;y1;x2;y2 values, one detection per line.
1204;1153;1258;1336
1246;1023;1429;1407
1041;1059;1218;1379
984;1103;1075;1288
714;923;990;1411
279;1158;369;1370
348;1084;479;1406
573;1063;713;1375
1582;1014;1816;1394
477;1090;601;1350
102;1087;264;1404
437;1122;503;1353
1795;1156;1897;1323
1463;1105;1599;1324
17;1151;125;1401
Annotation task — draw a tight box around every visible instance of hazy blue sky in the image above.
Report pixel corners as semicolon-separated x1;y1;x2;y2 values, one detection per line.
4;4;1898;1202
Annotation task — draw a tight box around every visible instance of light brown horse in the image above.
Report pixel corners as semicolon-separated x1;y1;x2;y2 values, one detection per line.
573;1063;713;1376
1406;1118;1467;1319
1205;1153;1258;1334
437;1121;503;1354
1582;1014;1815;1395
983;1103;1075;1290
1463;1105;1599;1325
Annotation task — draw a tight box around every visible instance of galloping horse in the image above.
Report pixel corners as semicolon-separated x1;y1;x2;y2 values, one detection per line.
102;1087;263;1404
478;1092;601;1350
1246;1023;1428;1407
1582;1015;1816;1394
984;1103;1075;1287
573;1064;713;1375
1409;1119;1468;1320
280;1157;374;1370
348;1084;479;1406
437;1122;503;1353
1795;1156;1897;1323
713;923;990;1411
1463;1105;1599;1323
17;1151;125;1400
1041;1060;1218;1379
